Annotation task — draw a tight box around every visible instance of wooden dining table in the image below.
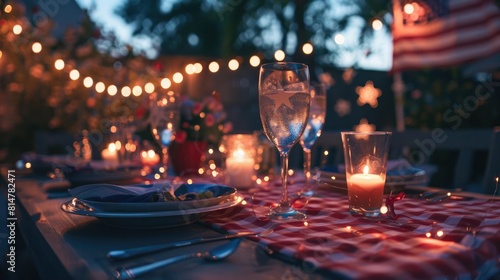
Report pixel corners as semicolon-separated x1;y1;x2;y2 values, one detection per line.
2;166;500;280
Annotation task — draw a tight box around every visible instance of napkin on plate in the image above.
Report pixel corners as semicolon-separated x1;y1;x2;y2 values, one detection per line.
68;183;165;203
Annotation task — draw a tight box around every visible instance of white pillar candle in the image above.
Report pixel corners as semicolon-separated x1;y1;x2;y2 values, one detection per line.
101;143;119;169
226;149;255;188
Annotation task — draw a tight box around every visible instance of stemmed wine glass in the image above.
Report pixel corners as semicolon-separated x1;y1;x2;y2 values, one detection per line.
258;62;310;220
149;91;180;178
300;83;327;195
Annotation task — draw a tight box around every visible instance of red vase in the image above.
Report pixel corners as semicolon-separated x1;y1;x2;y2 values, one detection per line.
169;141;207;176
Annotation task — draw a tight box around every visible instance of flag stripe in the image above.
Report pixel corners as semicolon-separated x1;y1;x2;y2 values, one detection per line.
391;0;500;72
394;18;500;55
393;36;500;72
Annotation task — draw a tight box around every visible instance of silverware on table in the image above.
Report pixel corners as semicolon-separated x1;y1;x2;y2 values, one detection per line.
107;224;277;261
114;238;242;280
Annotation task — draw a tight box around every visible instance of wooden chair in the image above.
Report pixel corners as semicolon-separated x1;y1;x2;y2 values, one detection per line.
390;129;498;194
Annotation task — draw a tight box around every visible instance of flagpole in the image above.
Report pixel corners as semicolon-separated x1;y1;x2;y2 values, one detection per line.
393;71;405;131
392;0;405;132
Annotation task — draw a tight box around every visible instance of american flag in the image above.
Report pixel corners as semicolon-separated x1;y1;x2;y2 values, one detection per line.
391;0;500;72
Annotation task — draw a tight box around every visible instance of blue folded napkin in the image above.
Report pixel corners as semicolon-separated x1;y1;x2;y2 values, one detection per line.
68;183;164;202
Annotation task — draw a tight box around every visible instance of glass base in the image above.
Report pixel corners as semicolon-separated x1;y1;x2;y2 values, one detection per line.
349;206;381;217
267;206;307;221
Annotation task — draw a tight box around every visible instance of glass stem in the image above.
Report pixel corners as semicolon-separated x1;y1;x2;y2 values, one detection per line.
161;147;168;178
303;149;311;190
280;151;290;209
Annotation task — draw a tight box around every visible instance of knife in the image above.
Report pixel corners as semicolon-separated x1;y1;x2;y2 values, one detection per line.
107;231;255;261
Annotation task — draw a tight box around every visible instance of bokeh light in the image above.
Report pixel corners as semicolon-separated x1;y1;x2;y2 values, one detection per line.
228;59;239;70
302;43;313;54
209;61;220;73
249;55;260;67
107;85;117;96
32;42;42;53
121;86;131;97
69;69;80;80
173;72;183;83
145;82;155;93
274;50;285;61
54;59;65;70
161;78;171;89
334;34;345;45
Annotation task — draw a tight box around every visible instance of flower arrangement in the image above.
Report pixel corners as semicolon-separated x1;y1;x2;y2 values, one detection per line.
176;92;232;145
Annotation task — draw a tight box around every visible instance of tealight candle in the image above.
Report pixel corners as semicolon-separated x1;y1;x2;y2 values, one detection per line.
225;148;255;188
101;143;119;169
347;166;385;212
341;131;391;217
141;149;160;166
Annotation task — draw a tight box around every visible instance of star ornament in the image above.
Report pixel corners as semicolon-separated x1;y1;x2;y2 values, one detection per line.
356;81;381;108
264;82;303;111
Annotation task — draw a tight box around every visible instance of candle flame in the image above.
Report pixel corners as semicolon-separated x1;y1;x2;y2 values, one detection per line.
147;149;155;158
363;165;369;175
232;149;245;158
108;143;116;152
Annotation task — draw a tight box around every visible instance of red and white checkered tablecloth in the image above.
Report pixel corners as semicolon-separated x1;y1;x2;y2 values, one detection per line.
202;182;500;279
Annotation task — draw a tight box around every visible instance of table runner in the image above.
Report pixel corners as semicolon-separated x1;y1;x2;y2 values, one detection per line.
201;182;500;279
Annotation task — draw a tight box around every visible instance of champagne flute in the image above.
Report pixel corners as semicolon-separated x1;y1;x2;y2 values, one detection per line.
149;91;180;178
258;62;310;220
300;83;327;194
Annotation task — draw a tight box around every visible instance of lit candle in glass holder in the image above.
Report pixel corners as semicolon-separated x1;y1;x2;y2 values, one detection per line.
141;149;160;166
341;131;391;217
226;148;255;188
101;143;119;169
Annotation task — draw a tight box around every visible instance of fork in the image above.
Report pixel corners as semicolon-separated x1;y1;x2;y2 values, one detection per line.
107;224;278;261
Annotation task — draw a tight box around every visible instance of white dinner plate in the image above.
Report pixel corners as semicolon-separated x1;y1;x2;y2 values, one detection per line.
61;194;244;229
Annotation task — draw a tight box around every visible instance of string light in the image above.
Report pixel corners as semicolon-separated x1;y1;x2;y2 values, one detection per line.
172;72;183;83
54;59;65;70
107;85;117;96
144;82;155;93
32;42;42;53
274;50;285;61
209;61;220;73
4;4;12;13
161;78;171;89
249;55;260;67
69;69;80;80
302;43;313;54
121;86;131;97
3;18;321;97
83;77;93;88
185;64;195;75
228;59;239;70
0;51;3;59
12;25;22;35
193;62;203;73
95;82;105;93
132;85;142;96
